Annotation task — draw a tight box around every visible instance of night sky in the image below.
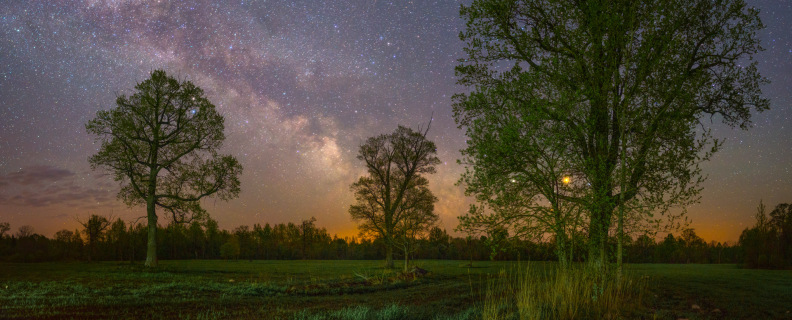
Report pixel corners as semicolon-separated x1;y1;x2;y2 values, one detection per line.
1;1;789;243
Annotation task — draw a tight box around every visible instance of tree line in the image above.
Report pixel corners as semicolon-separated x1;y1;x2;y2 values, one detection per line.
739;202;792;269
0;218;755;266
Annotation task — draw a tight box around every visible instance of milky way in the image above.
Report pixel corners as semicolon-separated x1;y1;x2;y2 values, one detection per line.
1;0;790;242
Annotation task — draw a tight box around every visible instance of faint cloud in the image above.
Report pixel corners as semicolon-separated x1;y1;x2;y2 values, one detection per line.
0;165;116;208
0;165;74;186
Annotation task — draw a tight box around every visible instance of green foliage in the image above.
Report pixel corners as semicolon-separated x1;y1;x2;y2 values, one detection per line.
220;238;240;260
454;0;769;270
85;69;242;266
86;69;242;223
483;227;511;261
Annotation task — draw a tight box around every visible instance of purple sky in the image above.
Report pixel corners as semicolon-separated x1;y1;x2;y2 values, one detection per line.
1;0;790;242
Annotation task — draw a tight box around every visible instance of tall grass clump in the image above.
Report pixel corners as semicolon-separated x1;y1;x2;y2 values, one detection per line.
481;269;514;319
483;265;646;320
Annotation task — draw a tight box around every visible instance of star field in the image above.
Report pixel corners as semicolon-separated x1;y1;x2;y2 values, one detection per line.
0;0;790;242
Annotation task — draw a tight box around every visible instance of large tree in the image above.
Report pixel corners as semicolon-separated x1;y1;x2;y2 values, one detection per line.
453;0;768;272
349;125;440;269
86;70;242;267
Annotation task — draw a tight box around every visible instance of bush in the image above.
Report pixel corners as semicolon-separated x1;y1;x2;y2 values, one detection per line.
220;238;240;260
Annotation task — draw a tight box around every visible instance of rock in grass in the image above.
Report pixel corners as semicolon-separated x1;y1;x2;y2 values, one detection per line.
692;304;701;310
410;267;429;276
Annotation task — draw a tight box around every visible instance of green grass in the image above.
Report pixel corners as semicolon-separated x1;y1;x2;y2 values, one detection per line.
633;264;792;319
0;260;790;319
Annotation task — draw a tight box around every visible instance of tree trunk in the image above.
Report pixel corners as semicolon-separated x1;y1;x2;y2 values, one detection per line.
617;202;624;281
555;231;569;269
404;245;409;273
385;245;394;269
587;208;611;275
617;114;626;282
144;198;158;267
616;220;623;281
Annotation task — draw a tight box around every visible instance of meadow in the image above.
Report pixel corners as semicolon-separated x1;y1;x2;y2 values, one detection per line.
1;260;790;319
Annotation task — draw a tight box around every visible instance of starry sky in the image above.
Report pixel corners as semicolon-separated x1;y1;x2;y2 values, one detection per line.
0;0;789;243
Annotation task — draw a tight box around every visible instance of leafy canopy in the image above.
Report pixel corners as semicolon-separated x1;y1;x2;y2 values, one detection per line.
454;0;769;256
86;70;242;223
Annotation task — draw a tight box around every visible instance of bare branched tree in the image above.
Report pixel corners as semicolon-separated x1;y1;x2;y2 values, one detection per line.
349;124;440;269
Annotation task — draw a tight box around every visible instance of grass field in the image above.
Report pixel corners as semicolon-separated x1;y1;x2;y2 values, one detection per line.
1;260;790;319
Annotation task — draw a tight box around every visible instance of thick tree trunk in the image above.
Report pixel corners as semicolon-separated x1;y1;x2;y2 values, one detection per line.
588;204;613;275
385;245;394;269
555;231;569;269
144;198;158;267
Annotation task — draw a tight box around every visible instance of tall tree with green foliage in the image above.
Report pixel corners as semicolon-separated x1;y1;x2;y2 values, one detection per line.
349;125;440;269
86;70;242;267
454;0;769;273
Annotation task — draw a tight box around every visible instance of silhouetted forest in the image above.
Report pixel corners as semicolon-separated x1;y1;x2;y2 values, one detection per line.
0;217;755;266
739;202;792;269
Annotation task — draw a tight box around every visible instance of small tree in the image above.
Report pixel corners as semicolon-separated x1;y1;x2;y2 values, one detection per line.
392;190;439;272
86;70;242;267
349;124;440;269
188;221;205;259
54;229;77;260
220;237;240;260
16;225;34;238
0;222;9;238
78;214;112;262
